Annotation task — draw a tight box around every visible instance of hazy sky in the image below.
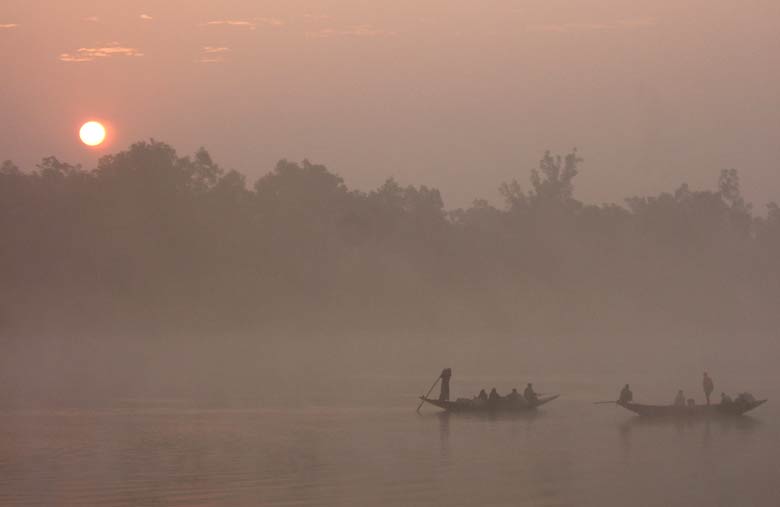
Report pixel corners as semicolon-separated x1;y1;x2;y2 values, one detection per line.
2;0;779;208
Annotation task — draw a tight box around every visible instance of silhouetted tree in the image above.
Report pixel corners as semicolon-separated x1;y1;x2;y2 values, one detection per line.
0;142;778;342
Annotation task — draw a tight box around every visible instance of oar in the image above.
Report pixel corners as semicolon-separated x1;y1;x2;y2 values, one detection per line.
416;376;441;412
593;400;618;404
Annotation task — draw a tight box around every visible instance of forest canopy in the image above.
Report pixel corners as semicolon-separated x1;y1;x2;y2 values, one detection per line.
2;141;779;340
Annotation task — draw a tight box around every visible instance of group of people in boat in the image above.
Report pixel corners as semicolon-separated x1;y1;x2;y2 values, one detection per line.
433;368;758;411
436;368;540;404
668;372;715;407
473;384;540;404
618;372;756;407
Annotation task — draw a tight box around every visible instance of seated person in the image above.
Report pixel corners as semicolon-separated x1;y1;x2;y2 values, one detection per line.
618;384;633;404
488;387;501;401
477;389;488;401
673;390;686;406
736;392;756;404
720;392;733;405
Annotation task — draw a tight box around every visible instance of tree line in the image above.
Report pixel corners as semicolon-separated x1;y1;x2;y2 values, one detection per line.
2;140;779;340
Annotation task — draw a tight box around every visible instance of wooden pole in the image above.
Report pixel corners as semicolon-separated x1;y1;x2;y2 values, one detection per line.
416;376;441;412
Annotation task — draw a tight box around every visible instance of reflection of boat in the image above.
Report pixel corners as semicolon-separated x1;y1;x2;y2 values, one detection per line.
617;399;767;417
419;394;559;413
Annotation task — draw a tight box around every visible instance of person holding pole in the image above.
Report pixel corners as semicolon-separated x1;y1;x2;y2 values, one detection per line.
703;372;714;406
416;367;452;412
439;368;452;401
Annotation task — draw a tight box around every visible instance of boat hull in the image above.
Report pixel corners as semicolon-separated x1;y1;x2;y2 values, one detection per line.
420;394;559;413
618;399;767;418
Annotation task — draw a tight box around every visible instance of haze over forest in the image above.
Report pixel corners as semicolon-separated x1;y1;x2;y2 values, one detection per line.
1;141;779;404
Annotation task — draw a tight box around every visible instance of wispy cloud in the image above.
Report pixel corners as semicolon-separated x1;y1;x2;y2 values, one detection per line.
308;24;396;38
59;42;144;63
201;17;284;30
257;17;284;27
59;54;92;63
0;23;19;29
203;46;230;54
83;16;100;23
197;46;230;63
202;19;257;30
140;14;153;21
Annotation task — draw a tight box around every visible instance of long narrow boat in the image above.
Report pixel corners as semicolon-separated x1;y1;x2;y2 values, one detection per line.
419;394;559;413
617;399;767;418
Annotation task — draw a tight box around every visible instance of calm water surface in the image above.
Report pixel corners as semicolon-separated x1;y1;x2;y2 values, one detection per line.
1;380;777;506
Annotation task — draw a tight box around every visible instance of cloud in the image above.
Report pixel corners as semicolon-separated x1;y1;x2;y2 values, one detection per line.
59;54;94;63
256;17;284;27
197;46;230;63
308;24;396;38
203;46;230;54
59;42;144;62
201;17;284;30
202;20;257;30
0;23;19;29
83;16;100;23
140;14;153;21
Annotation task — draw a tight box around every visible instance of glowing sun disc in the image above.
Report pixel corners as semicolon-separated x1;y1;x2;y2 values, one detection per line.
79;121;106;146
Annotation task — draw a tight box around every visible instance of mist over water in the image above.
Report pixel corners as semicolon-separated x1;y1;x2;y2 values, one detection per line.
0;310;777;506
0;369;776;507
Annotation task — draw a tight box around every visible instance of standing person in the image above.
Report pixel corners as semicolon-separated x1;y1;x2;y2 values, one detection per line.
702;372;714;406
524;383;538;403
439;368;452;401
618;384;633;404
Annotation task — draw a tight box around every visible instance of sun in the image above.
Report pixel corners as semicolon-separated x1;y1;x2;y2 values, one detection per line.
79;121;106;147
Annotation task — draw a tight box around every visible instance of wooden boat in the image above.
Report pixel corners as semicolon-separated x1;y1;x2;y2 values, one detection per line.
617;399;767;418
419;394;559;413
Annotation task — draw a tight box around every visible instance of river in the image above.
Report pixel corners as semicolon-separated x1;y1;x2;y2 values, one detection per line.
0;375;776;506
